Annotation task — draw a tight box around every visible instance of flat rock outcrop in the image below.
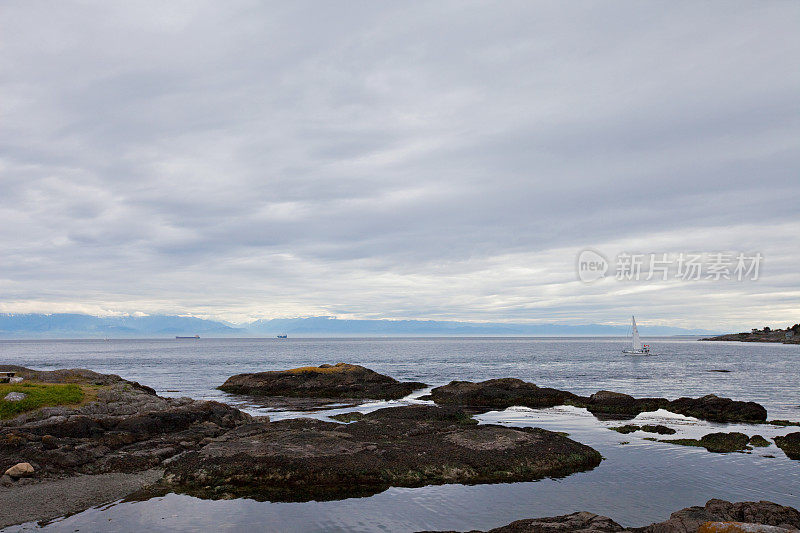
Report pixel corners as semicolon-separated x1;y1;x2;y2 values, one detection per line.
581;391;668;419
429;378;580;410
637;499;800;533
0;367;252;479
163;404;602;501
659;432;752;453
421;499;800;532
667;395;767;423
429;380;768;423
219;363;426;400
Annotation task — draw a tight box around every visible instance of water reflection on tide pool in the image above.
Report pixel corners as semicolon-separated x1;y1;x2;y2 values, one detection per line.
7;406;799;533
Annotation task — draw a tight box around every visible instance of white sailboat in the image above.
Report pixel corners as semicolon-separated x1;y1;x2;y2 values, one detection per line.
622;315;651;355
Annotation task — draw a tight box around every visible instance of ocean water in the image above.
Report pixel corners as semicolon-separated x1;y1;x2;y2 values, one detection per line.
1;337;799;532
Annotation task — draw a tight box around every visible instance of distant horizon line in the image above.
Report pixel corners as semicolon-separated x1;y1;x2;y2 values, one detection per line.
0;333;708;341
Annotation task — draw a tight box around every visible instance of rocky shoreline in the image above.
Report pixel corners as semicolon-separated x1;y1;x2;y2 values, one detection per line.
421;499;800;532
1;364;799;529
428;378;768;422
701;325;800;345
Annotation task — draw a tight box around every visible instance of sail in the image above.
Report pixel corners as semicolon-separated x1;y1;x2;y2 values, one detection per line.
631;316;642;350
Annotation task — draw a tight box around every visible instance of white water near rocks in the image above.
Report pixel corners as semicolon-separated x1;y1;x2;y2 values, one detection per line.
1;337;798;532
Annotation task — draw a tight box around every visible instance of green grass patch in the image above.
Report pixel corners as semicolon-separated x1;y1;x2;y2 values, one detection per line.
0;382;85;419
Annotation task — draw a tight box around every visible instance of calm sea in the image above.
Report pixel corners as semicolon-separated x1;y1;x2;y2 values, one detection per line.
1;337;799;532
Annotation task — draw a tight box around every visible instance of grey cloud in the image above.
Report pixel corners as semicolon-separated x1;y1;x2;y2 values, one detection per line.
1;1;798;329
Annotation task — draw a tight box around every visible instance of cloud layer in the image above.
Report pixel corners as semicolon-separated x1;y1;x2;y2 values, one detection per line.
1;1;799;329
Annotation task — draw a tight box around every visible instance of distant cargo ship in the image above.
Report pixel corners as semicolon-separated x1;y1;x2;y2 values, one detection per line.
276;334;288;339
176;335;200;339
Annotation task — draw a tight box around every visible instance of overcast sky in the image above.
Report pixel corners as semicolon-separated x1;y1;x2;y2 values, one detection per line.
1;1;798;329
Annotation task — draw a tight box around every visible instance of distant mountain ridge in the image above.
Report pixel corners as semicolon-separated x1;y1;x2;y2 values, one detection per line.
0;313;242;338
0;313;719;338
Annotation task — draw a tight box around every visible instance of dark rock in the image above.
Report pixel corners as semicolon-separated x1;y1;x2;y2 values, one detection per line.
420;500;800;533
0;367;252;478
774;432;800;460
699;432;751;453
609;424;675;436
768;420;800;427
749;435;771;447
641;424;676;435
582;392;663;420
329;412;365;423
472;511;624;532
585;393;765;423
668;395;767;423
429;379;581;410
428;379;767;424
164;404;602;501
637;499;800;532
218;363;426;400
609;424;640;434
661;432;751;453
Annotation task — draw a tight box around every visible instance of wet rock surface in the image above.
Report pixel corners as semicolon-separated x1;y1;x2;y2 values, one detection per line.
430;380;768;423
659;432;752;453
421;499;800;533
163;404;602;501
219;362;427;400
667;395;767;423
610;424;676;435
429;378;581;410
774;432;800;460
749;435;771;447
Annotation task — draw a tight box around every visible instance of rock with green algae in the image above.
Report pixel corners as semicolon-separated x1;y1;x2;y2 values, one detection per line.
774;432;800;460
660;432;751;453
749;434;771;447
768;420;800;427
329;412;365;423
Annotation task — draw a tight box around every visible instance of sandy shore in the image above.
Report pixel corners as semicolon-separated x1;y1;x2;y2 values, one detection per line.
0;469;163;529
